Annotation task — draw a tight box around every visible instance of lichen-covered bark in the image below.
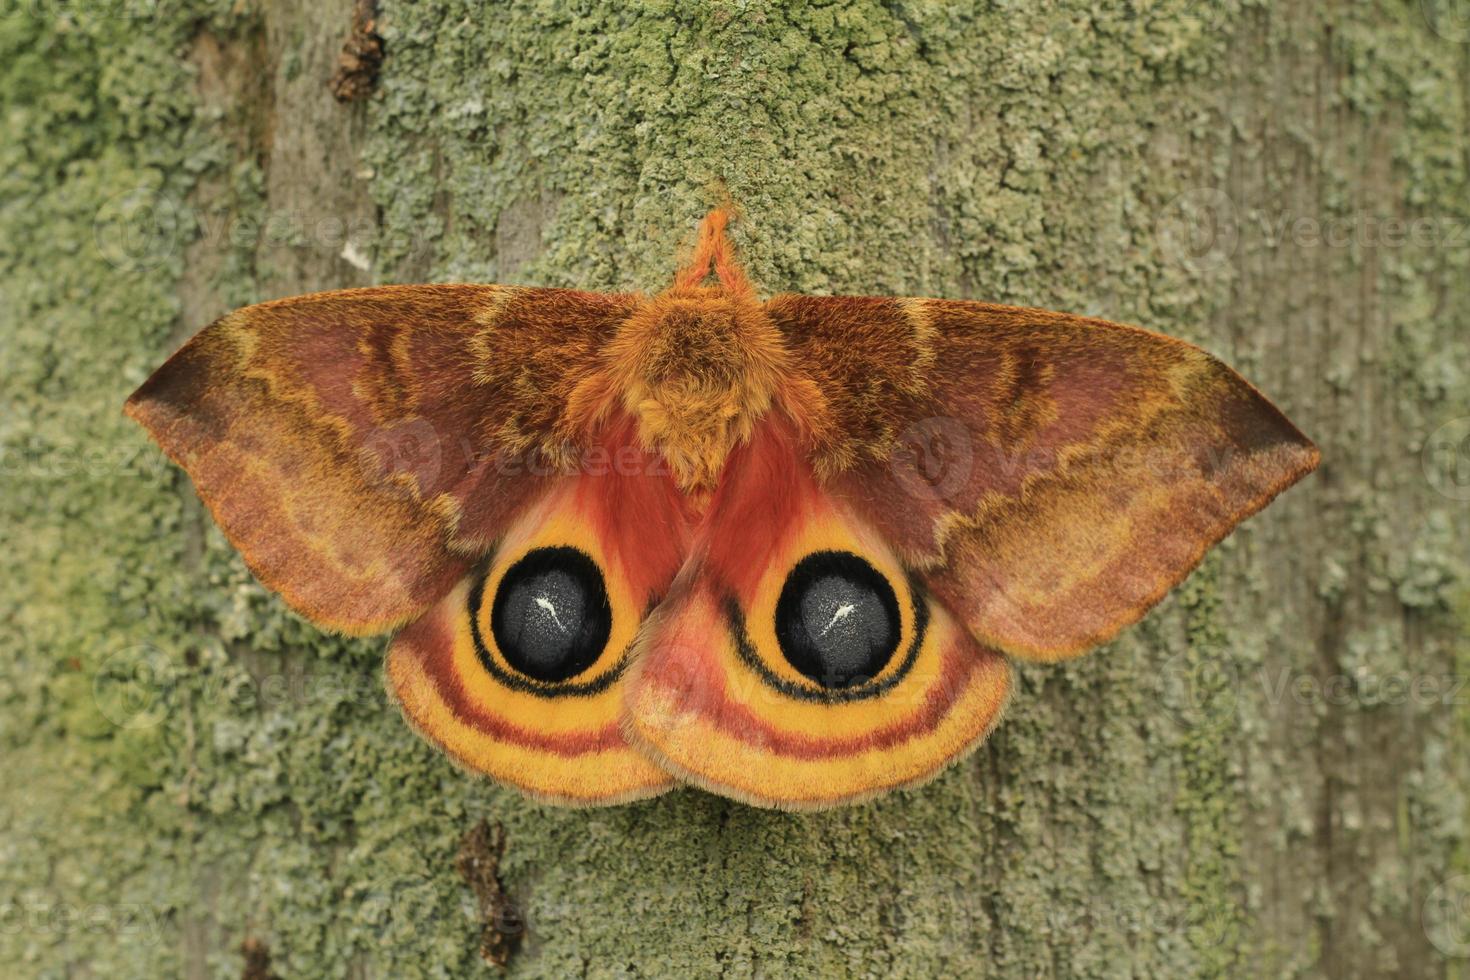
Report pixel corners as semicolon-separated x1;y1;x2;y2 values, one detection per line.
2;1;1466;977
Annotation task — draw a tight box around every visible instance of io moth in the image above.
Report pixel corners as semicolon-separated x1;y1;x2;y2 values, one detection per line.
126;210;1318;810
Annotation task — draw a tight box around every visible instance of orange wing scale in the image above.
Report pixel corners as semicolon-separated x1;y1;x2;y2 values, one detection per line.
127;210;1318;809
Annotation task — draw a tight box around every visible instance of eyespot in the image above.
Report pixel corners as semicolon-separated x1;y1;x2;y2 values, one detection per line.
490;546;612;683
774;551;902;689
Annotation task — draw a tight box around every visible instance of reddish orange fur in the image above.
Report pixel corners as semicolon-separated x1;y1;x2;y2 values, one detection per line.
672;208;752;297
696;417;806;598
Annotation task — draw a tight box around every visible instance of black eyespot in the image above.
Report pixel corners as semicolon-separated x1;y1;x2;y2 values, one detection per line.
774;551;901;689
490;547;612;683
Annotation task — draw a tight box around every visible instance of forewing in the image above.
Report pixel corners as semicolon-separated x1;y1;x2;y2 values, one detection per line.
125;284;637;634
767;295;1319;660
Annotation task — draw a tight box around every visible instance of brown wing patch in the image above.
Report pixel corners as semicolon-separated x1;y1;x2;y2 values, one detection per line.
468;287;640;468
764;294;935;477
126;284;631;634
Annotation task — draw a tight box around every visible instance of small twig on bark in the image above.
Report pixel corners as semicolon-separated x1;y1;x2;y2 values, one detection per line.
456;819;525;969
240;937;280;980
328;0;384;103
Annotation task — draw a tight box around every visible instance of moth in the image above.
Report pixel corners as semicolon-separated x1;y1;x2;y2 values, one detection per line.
126;210;1319;810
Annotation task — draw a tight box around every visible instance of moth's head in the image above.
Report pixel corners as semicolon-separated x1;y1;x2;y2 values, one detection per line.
592;210;808;489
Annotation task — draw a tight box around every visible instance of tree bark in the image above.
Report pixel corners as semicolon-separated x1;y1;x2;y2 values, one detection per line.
2;1;1467;977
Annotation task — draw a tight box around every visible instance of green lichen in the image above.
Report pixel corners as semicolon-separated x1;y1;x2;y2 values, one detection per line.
1173;557;1246;975
2;0;1466;977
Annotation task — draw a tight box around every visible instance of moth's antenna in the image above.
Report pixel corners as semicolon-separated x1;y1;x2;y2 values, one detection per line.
674;209;754;298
